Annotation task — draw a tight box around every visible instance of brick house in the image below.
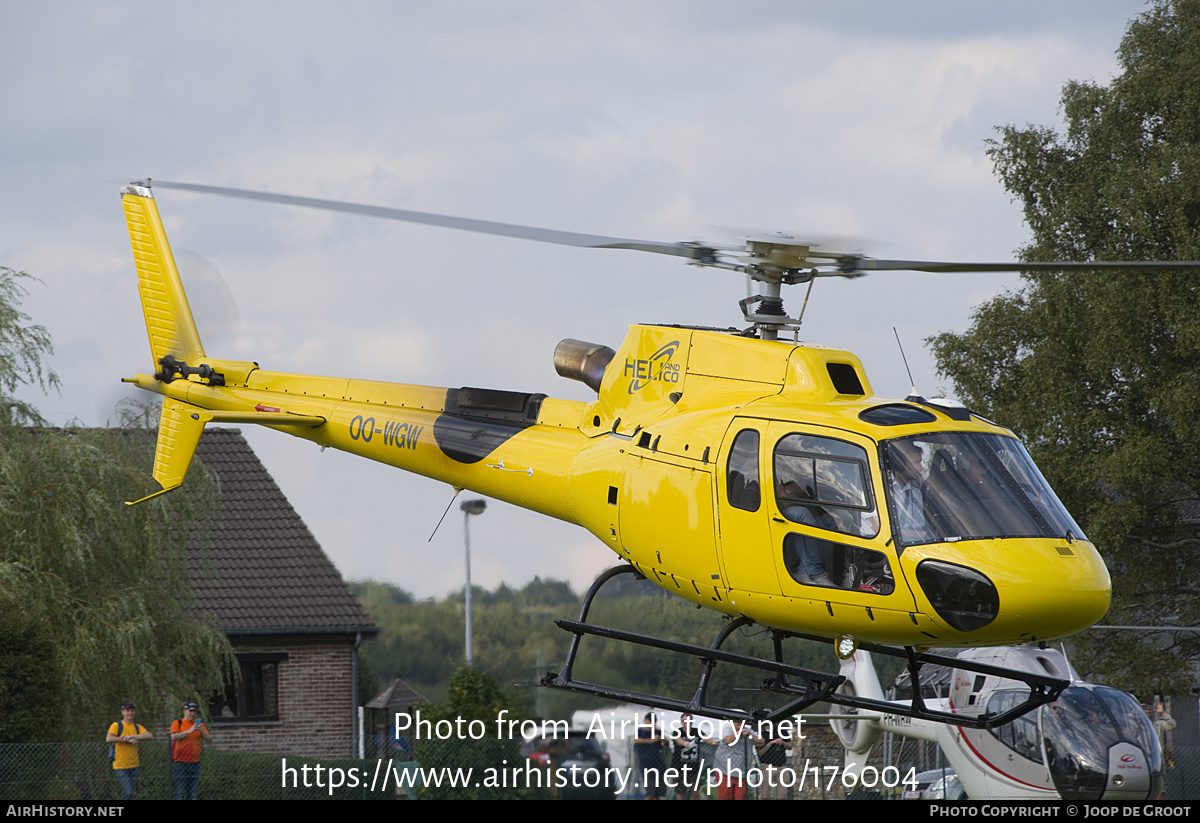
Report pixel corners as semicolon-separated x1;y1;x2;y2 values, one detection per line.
188;428;377;757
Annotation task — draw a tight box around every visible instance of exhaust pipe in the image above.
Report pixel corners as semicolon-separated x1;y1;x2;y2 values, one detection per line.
553;339;616;393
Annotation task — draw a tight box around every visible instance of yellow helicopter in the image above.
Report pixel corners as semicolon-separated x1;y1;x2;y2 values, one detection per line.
119;179;1197;727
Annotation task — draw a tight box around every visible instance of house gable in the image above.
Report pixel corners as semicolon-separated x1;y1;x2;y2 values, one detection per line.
188;428;377;757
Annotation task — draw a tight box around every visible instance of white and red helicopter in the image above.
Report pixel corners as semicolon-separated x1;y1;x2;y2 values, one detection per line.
830;644;1164;800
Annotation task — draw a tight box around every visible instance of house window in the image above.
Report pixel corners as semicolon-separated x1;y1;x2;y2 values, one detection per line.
210;652;288;722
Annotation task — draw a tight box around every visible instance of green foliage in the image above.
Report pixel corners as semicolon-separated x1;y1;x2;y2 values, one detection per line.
412;667;550;799
0;426;233;736
0;271;234;737
206;749;369;801
425;666;524;721
354;576;846;719
0;268;58;426
0;603;63;743
929;0;1200;694
353;580;467;705
353;576;583;708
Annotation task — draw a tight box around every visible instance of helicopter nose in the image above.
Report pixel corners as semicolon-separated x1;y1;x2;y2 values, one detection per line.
1000;572;1111;641
905;540;1111;643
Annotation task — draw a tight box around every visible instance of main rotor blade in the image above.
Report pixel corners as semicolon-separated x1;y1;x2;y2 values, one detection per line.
854;258;1200;273
153;180;710;262
149;181;1200;275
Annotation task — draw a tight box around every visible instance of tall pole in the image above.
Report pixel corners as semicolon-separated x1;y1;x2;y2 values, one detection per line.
460;499;486;665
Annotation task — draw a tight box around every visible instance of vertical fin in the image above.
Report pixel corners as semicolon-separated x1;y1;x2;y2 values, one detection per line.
126;399;210;505
122;182;205;370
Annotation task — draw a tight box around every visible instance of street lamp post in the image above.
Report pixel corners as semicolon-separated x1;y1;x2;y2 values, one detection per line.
460;499;486;665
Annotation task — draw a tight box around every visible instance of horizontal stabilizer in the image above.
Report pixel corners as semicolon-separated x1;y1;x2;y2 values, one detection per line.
195;410;325;426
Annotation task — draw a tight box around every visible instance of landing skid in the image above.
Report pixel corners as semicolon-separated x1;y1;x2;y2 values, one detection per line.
541;565;1067;729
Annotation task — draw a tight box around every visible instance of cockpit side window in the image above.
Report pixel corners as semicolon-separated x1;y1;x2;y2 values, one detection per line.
985;689;1041;762
725;428;761;512
773;433;890;593
773;433;878;539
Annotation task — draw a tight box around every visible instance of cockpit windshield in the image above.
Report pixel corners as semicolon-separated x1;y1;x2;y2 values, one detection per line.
1041;686;1162;800
988;685;1163;801
882;432;1086;547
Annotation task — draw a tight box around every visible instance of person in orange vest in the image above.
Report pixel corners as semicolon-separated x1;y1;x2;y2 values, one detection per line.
170;701;212;800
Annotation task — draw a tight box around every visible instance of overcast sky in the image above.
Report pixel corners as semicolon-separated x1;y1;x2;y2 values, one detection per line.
1;1;1150;598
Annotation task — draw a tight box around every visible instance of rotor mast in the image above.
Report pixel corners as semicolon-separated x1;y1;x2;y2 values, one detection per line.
737;234;814;340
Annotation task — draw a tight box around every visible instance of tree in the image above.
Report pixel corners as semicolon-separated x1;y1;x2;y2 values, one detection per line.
354;576;851;721
0;604;62;742
0;267;234;740
0;268;57;426
412;667;548;799
929;0;1200;694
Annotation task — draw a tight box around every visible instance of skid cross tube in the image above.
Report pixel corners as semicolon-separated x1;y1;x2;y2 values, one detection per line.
788;633;1069;730
543;564;843;722
545;619;844;722
542;565;1068;728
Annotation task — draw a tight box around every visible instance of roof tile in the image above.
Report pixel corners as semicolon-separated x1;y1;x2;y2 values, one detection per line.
185;428;374;633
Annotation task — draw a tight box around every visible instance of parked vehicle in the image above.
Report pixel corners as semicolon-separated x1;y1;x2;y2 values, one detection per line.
522;734;618;800
902;767;967;800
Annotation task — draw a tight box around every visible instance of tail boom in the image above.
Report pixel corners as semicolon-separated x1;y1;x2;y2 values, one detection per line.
124;369;588;522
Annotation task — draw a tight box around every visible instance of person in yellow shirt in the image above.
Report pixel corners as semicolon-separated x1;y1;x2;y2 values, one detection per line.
106;701;153;800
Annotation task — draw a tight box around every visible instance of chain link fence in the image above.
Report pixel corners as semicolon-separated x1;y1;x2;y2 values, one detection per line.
1;742;370;801
1164;746;1200;801
855;735;1200;800
6;739;1199;800
0;738;812;801
0;738;565;801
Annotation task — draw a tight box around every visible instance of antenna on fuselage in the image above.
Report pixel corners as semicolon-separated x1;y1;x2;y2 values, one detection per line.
893;326;921;401
428;487;463;542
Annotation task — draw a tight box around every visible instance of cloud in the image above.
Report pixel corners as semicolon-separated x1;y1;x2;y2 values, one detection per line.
0;0;1143;596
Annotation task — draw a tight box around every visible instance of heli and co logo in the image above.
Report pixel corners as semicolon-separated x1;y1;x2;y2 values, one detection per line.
624;341;681;394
